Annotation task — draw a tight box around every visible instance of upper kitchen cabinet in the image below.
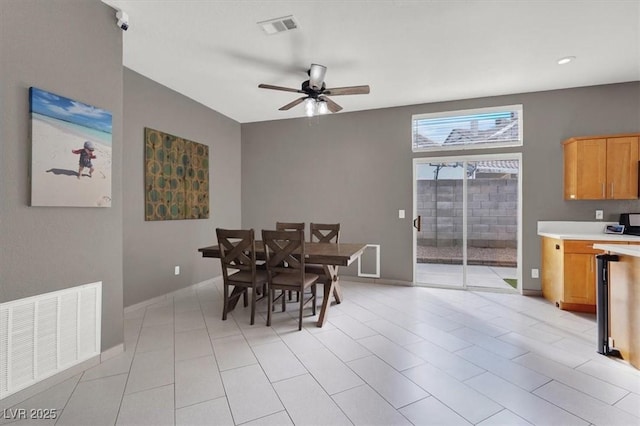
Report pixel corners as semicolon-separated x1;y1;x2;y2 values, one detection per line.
564;134;639;200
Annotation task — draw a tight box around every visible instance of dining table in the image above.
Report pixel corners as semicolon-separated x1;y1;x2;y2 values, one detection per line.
198;241;367;327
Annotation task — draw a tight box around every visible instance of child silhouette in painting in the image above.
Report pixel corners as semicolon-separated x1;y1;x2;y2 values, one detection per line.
72;141;97;179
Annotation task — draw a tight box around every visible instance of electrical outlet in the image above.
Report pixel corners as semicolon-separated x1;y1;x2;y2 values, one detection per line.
398;209;405;219
174;266;180;275
531;268;539;278
595;210;604;220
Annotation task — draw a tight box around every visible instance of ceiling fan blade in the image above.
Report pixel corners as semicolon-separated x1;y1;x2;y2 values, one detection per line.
319;96;343;113
258;84;305;94
279;96;308;111
309;64;327;90
323;85;370;96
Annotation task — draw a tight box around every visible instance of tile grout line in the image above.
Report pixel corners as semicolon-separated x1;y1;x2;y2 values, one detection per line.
114;303;148;425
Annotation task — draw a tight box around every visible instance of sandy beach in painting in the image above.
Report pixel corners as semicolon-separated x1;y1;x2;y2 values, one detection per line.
31;115;112;207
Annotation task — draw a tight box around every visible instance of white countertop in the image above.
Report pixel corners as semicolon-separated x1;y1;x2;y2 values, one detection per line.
593;244;640;257
537;221;640;242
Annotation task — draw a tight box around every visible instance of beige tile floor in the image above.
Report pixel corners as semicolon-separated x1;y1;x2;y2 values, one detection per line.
3;279;640;425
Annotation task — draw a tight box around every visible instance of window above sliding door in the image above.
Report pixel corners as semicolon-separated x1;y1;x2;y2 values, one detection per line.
412;105;523;152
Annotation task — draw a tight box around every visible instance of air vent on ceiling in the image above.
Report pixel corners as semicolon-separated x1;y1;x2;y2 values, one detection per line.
258;15;298;35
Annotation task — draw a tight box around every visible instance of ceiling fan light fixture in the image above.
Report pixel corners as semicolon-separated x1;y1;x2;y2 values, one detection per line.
304;98;316;117
317;100;329;115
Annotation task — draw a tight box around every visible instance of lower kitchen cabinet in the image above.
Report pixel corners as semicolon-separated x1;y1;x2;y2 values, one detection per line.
563;252;596;306
541;237;637;312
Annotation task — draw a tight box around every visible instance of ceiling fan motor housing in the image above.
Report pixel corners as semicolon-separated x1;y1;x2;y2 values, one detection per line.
301;80;326;98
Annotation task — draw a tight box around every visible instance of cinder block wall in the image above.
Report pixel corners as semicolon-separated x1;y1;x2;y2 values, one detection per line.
417;178;518;247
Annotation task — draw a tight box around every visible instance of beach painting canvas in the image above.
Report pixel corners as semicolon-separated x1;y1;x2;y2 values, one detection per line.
30;87;112;207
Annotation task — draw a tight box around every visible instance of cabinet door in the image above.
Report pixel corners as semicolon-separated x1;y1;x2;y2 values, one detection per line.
564;253;596;305
576;139;607;199
564;142;578;200
607;137;639;199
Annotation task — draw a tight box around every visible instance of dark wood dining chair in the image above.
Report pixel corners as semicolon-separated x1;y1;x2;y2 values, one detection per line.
216;228;268;325
275;222;305;233
310;223;340;244
262;229;318;330
275;222;305;302
306;223;341;283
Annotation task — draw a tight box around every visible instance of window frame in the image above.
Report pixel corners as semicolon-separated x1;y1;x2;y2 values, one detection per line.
411;104;523;153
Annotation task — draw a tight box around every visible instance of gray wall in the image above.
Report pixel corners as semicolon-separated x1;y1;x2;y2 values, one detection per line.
241;82;640;291
0;0;124;350
122;69;241;307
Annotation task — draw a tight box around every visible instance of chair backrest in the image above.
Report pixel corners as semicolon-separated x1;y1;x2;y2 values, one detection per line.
276;222;305;231
262;229;306;283
310;223;340;243
276;222;305;242
216;228;256;281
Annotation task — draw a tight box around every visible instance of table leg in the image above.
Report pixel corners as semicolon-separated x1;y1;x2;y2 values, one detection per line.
327;265;342;303
317;265;341;327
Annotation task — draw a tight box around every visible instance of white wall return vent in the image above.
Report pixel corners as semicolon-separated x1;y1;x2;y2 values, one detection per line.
0;282;102;400
258;15;298;35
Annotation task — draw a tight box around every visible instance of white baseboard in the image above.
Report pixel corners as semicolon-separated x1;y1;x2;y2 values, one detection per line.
124;276;222;313
100;343;124;362
342;275;413;286
344;275;543;297
124;293;172;314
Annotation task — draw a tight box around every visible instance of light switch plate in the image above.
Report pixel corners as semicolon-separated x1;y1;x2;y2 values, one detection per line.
398;209;405;219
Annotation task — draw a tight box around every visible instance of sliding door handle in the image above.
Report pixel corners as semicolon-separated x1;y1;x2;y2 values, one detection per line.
413;216;421;232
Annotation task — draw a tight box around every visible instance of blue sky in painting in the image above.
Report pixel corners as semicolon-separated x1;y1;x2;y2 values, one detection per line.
29;87;112;134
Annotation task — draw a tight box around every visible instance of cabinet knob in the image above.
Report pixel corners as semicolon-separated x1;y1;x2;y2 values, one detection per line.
555;244;560;250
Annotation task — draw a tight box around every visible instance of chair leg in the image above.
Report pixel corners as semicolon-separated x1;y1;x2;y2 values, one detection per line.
222;283;229;321
312;284;317;316
298;290;304;331
243;288;248;307
267;287;273;326
282;290;286;312
288;290;292;301
250;286;256;325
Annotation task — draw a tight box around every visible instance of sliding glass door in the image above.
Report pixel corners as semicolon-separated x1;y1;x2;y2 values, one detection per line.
413;154;521;291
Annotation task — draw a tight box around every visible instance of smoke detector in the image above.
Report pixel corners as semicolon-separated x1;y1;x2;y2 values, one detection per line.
257;15;298;35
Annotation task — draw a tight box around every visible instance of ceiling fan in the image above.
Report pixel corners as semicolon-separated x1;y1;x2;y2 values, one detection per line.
258;64;370;116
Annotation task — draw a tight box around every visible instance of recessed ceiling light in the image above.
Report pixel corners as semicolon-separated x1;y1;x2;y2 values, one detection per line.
557;56;576;65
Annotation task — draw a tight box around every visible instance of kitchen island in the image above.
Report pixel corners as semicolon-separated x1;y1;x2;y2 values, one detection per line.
593;243;640;370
